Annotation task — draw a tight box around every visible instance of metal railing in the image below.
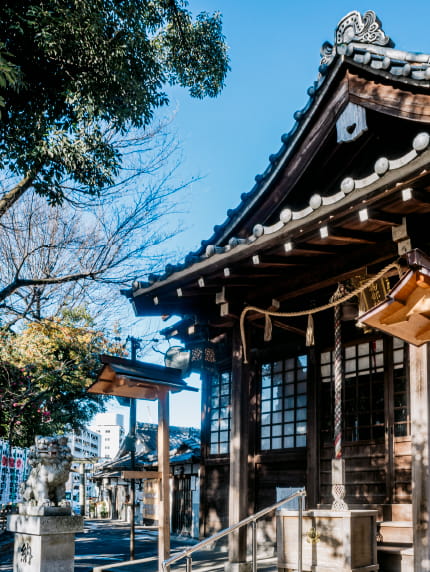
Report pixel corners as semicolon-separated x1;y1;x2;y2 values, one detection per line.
162;488;306;572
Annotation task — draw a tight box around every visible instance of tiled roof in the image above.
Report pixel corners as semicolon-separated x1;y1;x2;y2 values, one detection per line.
127;11;430;295
93;425;200;475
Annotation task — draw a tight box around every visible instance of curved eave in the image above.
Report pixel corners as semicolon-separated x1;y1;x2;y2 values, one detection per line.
130;139;430;316
136;44;430;293
127;27;430;312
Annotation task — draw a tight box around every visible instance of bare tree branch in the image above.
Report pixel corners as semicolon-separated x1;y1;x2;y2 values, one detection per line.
0;170;38;218
0;121;191;328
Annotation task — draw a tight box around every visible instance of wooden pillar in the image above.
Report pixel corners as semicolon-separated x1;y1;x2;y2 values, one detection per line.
199;370;211;539
409;344;430;571
306;346;319;508
158;389;170;571
227;325;251;572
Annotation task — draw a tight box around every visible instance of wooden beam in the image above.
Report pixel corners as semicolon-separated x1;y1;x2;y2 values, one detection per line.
283;243;338;256
349;72;430;122
121;471;161;480
319;226;378;244
253;318;306;338
408;189;430;205
251;255;307;267
366;209;404;226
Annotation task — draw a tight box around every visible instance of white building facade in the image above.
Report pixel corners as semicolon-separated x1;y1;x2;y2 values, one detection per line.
90;413;125;460
65;428;101;511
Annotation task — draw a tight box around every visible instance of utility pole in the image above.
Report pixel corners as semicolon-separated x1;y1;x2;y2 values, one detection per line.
79;463;86;517
128;336;140;560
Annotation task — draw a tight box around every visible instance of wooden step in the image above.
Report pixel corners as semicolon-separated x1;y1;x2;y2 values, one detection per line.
381;504;412;522
377;545;413;572
378;521;413;544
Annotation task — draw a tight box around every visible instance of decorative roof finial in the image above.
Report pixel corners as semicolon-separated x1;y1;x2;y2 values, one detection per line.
320;10;393;68
335;10;391;46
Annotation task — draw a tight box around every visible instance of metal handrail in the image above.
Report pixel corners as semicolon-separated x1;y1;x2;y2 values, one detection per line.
162;488;306;572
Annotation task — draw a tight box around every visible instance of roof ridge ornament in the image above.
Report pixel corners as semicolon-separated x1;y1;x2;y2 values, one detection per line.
336;10;391;47
321;10;393;68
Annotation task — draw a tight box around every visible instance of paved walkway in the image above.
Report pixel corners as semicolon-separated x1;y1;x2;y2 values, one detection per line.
0;519;278;572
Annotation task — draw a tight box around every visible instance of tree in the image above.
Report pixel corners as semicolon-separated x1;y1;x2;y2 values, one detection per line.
0;0;229;217
0;309;123;447
0;43;20;113
0;121;187;328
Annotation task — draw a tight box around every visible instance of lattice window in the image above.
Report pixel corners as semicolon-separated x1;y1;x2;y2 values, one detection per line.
320;338;409;442
343;339;385;441
260;355;307;450
209;371;231;455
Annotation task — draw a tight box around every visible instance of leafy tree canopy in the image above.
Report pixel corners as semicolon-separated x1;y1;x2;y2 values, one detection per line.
0;0;229;212
0;307;123;447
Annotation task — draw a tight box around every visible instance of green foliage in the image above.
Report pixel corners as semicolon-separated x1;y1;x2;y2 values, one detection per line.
0;0;229;205
0;309;124;447
0;43;21;112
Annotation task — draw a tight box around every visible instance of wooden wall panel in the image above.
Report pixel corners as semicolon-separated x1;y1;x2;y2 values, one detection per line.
320;438;412;508
201;462;229;536
255;456;307;511
320;442;387;506
394;438;412;503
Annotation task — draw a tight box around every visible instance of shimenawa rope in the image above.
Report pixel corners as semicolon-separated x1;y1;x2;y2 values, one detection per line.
240;261;399;363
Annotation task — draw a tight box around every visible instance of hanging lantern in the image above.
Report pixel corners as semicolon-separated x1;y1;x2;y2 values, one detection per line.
187;340;217;373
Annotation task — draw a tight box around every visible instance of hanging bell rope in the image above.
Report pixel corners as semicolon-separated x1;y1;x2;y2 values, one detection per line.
240;261;399;363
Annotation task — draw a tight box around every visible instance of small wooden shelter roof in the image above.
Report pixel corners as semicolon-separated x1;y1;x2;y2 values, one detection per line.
88;355;197;400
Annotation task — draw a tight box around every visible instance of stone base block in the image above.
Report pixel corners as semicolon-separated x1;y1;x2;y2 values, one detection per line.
224;562;252;572
7;514;83;572
277;509;379;572
12;531;77;572
8;514;83;536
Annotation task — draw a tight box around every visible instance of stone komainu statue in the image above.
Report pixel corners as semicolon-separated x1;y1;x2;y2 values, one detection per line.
20;435;72;506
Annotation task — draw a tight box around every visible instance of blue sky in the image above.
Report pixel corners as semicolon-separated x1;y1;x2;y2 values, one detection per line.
96;1;430;430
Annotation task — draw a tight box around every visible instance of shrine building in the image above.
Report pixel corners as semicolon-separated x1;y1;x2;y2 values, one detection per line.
124;11;430;571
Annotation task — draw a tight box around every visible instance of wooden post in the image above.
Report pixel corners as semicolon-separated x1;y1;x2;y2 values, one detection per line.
227;325;251;572
158;389;170;571
129;397;137;560
199;370;211;539
129;336;140;560
409;344;430;571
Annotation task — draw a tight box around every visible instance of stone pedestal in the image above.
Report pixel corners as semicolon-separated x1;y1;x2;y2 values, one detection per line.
277;509;379;572
7;506;83;572
224;563;252;572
